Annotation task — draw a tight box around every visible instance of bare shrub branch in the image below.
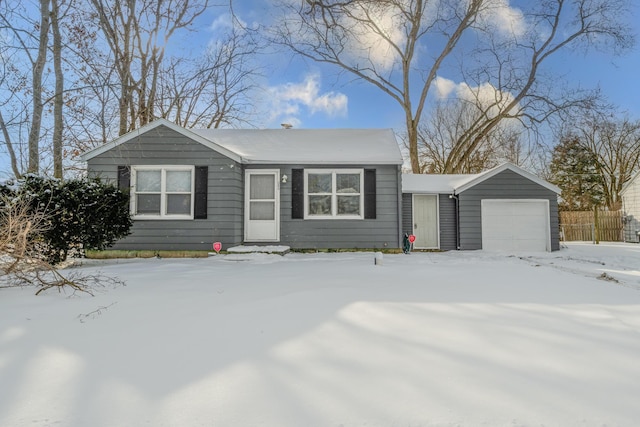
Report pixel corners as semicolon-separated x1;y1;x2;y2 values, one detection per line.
0;193;124;295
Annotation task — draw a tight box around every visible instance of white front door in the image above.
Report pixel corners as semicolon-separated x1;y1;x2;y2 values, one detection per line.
245;170;280;242
413;194;439;249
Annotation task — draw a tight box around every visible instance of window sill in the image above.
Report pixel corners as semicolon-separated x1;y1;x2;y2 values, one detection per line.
304;215;363;220
133;215;194;220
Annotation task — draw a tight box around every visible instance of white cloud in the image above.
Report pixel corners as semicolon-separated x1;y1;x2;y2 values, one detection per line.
342;5;406;72
210;13;235;32
434;77;520;118
266;74;348;125
479;0;526;37
455;81;517;112
434;76;458;99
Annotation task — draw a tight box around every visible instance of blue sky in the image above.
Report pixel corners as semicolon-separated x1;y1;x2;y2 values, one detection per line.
200;0;640;132
1;0;638;177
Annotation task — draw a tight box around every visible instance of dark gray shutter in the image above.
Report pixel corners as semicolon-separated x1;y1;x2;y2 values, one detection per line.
364;169;376;219
117;166;130;191
194;166;208;219
292;169;304;219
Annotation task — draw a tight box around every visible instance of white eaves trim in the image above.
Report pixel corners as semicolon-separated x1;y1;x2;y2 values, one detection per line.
453;162;561;195
79;118;243;164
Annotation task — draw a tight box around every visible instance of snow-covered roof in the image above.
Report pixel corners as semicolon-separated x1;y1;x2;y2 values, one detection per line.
80;118;403;165
402;162;560;195
401;173;478;193
191;128;403;165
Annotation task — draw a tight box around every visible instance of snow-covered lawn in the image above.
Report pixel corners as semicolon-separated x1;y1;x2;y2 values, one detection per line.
2;242;640;427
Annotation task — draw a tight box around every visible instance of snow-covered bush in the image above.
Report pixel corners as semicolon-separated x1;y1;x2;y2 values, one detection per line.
0;175;132;264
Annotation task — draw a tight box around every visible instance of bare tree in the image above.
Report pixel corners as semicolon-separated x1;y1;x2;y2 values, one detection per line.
567;112;640;210
26;0;52;174
156;25;260;128
0;0;76;178
417;95;531;173
0;0;52;176
269;0;634;173
0;26;25;179
89;0;209;135
269;0;485;173
51;0;65;178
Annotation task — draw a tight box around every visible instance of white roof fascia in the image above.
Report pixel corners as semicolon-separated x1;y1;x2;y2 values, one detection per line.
454;162;561;195
79;118;243;163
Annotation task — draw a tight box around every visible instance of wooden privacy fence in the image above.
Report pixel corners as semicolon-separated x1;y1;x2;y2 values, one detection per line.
559;210;623;242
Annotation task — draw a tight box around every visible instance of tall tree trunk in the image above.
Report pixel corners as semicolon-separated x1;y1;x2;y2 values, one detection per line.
51;0;64;179
27;0;51;174
0;111;22;178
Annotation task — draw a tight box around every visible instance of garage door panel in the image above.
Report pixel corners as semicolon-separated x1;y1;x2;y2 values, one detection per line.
481;200;549;252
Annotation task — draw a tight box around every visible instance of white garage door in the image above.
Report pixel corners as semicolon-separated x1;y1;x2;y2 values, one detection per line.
481;199;550;252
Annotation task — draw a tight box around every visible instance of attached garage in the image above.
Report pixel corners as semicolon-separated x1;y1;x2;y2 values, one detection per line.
402;163;561;252
481;199;551;252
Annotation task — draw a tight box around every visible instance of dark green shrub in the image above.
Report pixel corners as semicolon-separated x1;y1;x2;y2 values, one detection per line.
0;175;132;264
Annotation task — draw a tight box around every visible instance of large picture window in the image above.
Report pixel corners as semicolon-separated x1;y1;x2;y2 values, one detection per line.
131;166;194;219
304;169;363;219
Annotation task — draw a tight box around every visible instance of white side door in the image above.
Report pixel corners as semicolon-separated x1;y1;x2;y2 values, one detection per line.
245;170;280;242
413;194;439;249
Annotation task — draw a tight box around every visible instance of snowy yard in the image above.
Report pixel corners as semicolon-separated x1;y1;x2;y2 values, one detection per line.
1;242;640;427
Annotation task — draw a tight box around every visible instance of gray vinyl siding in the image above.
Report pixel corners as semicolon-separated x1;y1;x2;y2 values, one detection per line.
623;216;640;243
247;164;402;249
622;178;640;243
86;125;243;251
438;194;457;250
401;193;413;235
458;169;560;251
402;193;457;250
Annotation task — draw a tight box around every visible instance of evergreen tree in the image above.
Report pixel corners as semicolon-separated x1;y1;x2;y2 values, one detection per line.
549;136;604;211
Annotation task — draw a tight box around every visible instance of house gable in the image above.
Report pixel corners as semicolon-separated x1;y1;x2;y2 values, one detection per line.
85;123;244;251
455;163;560;195
80;118;242;163
457;168;559;251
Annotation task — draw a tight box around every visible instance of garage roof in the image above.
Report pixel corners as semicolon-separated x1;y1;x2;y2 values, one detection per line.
402;163;560;195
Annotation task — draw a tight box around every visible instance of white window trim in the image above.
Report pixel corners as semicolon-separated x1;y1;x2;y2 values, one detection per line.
304;169;364;220
131;165;195;220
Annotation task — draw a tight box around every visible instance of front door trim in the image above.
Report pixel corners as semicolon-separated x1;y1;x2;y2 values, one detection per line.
412;194;440;249
244;169;280;242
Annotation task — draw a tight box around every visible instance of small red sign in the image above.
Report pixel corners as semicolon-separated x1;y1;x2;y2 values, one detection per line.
408;235;416;243
213;242;222;253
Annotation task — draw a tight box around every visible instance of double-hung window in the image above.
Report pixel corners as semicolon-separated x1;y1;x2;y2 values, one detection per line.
131;166;194;219
304;169;363;219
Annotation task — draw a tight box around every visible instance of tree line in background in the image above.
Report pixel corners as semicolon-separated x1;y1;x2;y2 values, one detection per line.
0;0;258;178
549;110;640;211
0;0;638;211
